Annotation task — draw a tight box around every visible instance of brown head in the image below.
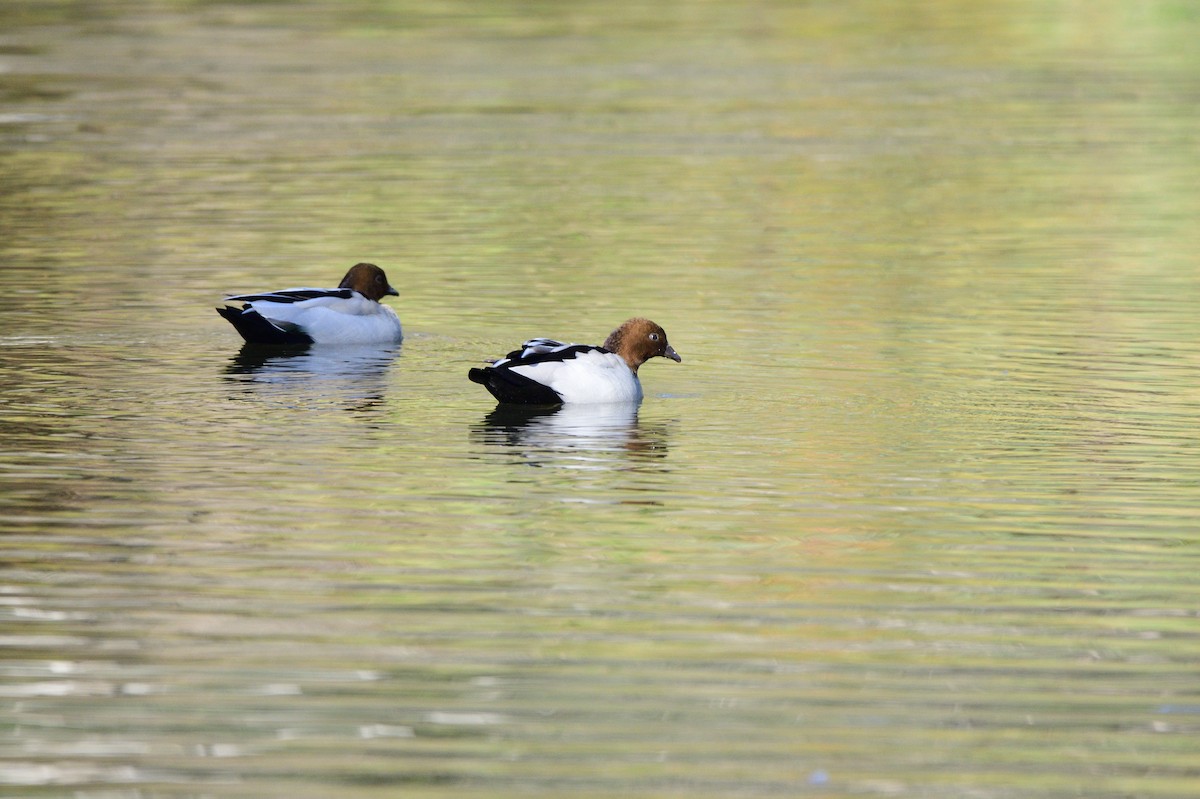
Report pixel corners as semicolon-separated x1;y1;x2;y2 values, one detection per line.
338;262;400;302
602;317;682;373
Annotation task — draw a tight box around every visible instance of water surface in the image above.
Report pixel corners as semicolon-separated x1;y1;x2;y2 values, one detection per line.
2;2;1199;797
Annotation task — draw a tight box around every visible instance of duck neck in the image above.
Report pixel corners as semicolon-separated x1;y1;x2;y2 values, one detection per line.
602;329;638;372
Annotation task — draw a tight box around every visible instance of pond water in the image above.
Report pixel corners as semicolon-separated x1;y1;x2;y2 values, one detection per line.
3;2;1200;797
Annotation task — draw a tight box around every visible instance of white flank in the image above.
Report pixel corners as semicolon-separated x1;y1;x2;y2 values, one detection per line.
250;293;403;344
510;349;642;404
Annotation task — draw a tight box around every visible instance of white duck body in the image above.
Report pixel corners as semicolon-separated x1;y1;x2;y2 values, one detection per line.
468;319;681;406
237;289;402;345
500;341;644;404
217;262;403;346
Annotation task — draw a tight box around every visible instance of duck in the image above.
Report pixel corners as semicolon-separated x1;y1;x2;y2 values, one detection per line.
216;262;403;345
468;317;681;405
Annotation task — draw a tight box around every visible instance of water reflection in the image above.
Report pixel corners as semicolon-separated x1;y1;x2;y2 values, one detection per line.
222;343;399;413
472;402;671;470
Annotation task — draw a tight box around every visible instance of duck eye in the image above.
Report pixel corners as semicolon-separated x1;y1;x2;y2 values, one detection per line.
649;333;660;342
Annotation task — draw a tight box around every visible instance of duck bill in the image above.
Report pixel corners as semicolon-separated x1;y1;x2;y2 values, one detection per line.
664;345;681;363
386;286;400;297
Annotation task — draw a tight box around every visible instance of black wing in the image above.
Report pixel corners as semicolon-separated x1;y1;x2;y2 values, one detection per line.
223;288;354;304
497;344;603;367
216;305;314;345
468;365;563;406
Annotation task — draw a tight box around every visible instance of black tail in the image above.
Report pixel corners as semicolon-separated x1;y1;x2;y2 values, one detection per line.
216;305;313;346
468;366;562;405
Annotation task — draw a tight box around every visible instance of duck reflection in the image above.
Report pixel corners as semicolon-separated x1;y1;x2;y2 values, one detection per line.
472;402;671;470
223;342;399;412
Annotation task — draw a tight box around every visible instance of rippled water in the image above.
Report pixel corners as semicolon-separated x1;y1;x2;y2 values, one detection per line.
3;2;1200;797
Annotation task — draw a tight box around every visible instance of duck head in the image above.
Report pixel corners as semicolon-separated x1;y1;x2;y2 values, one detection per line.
603;317;682;374
339;262;400;301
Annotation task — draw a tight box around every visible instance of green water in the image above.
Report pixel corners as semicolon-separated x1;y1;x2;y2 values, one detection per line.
2;2;1199;797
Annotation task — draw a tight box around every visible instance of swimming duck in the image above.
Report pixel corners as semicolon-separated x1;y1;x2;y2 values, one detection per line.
216;262;403;345
468;317;681;405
